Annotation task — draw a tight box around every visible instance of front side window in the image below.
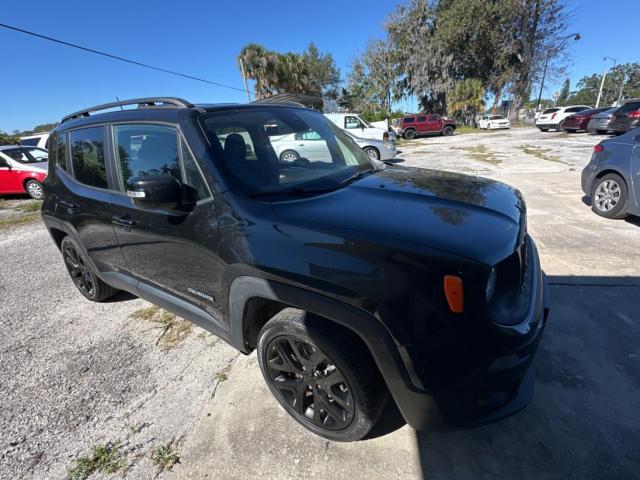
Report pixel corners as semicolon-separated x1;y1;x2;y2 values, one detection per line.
70;127;107;188
200;107;378;196
344;116;362;129
114;124;209;201
403;117;415;123
20;138;39;147
2;147;47;164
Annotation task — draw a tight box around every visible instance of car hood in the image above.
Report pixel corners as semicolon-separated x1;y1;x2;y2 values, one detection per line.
272;166;525;265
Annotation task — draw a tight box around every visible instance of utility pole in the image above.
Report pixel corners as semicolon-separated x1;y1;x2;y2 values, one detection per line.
596;56;616;108
239;58;251;103
617;75;626;104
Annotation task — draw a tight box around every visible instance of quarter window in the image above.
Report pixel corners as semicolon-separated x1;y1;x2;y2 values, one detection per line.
56;134;67;171
70;127;107;188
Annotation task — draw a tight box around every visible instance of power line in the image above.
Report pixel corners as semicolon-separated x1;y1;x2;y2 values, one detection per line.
0;23;247;93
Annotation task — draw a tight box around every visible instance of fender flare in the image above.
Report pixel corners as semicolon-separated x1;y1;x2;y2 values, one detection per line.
227;276;441;428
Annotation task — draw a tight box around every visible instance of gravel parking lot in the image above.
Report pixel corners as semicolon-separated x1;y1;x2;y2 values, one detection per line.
1;127;638;480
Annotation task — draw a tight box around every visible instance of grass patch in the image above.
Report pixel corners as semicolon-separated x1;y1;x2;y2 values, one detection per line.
0;210;41;230
67;441;126;480
16;200;42;213
131;305;192;350
455;126;482;135
151;439;180;474
455;144;501;165
519;144;565;163
0;199;7;209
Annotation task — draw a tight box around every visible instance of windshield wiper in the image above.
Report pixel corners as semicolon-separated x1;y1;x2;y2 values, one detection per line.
337;168;376;187
248;185;341;198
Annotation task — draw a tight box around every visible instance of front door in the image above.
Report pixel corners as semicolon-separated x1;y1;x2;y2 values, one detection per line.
109;123;225;322
0;154;21;193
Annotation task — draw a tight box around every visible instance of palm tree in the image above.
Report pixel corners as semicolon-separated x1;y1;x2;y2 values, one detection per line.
238;44;278;99
448;78;485;125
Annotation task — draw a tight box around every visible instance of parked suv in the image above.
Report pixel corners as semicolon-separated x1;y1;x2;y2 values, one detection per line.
43;97;548;441
396;114;456;139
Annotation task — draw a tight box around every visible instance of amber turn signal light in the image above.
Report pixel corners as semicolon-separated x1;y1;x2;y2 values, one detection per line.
444;275;464;313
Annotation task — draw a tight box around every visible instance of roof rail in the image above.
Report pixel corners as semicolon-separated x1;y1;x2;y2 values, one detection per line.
61;97;193;123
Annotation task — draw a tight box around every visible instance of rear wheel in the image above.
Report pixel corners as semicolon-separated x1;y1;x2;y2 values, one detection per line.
61;236;118;301
442;126;454;136
591;173;628;219
539;128;549;132
597;130;607;135
257;309;387;442
403;129;416;140
25;179;44;200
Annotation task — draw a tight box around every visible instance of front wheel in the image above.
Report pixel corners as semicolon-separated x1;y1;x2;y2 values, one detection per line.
597;130;607;135
591;173;628;219
539;128;549;132
280;149;300;162
363;146;380;160
257;309;387;442
25;179;44;200
442;126;454;136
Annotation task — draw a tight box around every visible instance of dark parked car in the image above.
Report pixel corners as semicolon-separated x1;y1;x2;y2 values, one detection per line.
43;97;548;441
560;107;611;133
394;114;456;139
582;127;640;219
587;107;619;134
608;100;640;134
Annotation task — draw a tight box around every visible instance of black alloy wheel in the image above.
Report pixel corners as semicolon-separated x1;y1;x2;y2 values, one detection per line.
61;237;117;301
265;334;355;431
257;309;387;441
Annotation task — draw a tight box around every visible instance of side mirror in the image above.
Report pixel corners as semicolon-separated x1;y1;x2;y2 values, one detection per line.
127;174;181;210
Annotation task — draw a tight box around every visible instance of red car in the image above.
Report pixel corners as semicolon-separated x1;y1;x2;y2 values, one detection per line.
394;114;456;139
560;107;611;133
0;145;48;199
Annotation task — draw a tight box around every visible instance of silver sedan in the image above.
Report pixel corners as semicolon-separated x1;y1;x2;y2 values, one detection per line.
344;131;397;161
581;127;640;218
587;107;618;134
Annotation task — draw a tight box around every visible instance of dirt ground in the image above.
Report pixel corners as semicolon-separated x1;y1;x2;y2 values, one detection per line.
1;127;638;480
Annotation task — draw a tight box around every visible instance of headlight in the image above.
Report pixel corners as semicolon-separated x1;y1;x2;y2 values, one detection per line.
485;268;497;302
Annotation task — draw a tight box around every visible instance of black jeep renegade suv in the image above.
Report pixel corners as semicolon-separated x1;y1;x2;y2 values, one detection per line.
42;97;548;441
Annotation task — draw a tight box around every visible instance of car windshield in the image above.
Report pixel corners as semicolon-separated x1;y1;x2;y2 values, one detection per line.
490;116;505;120
3;147;48;164
200;107;380;196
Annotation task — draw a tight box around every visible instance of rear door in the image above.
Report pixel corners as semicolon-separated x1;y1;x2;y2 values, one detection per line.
53;127;127;272
425;115;441;132
109;123;225;322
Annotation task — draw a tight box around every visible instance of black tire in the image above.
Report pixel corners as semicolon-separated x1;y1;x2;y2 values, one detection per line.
554;124;563;132
363;146;380;160
403;129;416;140
61;236;118;301
591;173;628;219
279;149;300;162
442;125;454;136
539;128;549;132
25;179;44;200
597;130;607;135
257;308;387;442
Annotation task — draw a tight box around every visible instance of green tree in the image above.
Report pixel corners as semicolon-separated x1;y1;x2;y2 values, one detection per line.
303;43;341;99
448;78;485;124
567;63;640;106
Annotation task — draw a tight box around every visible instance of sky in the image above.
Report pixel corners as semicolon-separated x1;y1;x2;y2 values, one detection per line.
1;0;638;132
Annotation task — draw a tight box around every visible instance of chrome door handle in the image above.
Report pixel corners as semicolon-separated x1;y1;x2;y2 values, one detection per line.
111;215;137;228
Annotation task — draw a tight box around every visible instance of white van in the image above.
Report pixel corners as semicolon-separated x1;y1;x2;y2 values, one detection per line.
324;113;395;142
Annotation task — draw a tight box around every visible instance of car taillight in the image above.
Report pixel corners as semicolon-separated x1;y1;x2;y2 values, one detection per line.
551;113;557;120
594;144;604;153
627;111;640;118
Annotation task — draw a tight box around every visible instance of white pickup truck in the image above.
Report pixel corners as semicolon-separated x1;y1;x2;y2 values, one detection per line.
324;113;395;142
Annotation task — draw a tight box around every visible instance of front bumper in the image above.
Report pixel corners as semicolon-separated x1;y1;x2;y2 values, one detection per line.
536;123;559;130
392;238;549;430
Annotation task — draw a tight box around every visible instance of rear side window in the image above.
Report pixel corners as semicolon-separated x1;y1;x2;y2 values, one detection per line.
416;116;426;122
70;127;107;188
56;134;67;171
542;108;559;114
618;101;640;113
